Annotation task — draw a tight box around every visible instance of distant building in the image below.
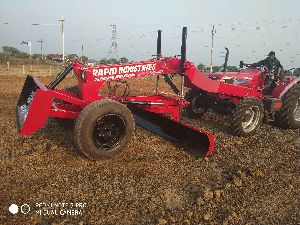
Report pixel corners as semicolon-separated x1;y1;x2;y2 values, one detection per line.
47;54;62;62
67;54;79;61
47;53;81;62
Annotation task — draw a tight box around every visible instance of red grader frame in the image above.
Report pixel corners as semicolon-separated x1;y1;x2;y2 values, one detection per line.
16;27;300;160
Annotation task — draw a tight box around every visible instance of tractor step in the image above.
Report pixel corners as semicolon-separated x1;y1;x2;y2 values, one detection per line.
129;106;214;157
263;97;282;112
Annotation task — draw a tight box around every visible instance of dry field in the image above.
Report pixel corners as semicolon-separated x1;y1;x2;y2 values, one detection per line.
0;63;64;77
0;69;299;225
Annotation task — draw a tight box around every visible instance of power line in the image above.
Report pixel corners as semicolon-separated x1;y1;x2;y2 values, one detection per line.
108;24;119;59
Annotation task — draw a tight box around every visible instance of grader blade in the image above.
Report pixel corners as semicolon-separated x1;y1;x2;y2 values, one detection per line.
130;106;214;157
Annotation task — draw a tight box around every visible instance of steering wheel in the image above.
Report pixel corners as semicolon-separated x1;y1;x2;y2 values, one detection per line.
243;63;269;72
261;65;269;73
240;61;256;68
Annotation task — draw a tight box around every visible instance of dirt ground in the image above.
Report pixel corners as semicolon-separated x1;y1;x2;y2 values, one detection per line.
0;63;64;77
0;73;299;225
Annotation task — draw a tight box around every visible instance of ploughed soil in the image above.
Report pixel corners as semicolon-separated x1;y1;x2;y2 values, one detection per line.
0;74;299;225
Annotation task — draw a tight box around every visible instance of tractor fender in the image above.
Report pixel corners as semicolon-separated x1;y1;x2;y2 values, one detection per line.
273;77;300;98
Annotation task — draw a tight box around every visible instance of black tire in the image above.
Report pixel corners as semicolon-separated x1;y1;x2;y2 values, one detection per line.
55;85;78;130
276;83;300;129
184;89;208;118
74;100;135;160
231;98;263;136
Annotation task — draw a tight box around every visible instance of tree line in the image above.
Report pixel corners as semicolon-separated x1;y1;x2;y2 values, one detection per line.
197;63;239;72
0;46;129;65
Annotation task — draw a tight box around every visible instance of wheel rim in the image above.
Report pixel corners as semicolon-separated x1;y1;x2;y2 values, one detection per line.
294;98;300;122
242;106;260;132
192;95;207;114
93;114;126;151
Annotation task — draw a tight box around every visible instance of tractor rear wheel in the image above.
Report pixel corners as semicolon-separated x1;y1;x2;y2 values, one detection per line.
74;100;135;160
276;83;300;129
184;89;208;118
55;85;78;130
231;98;263;136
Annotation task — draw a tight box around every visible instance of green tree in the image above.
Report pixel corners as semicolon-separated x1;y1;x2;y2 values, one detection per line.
108;58;119;64
0;52;8;62
98;58;109;64
208;65;239;73
212;66;223;72
120;57;129;63
32;54;42;59
226;66;239;72
197;63;206;71
284;69;292;76
98;57;130;65
2;46;29;58
293;68;300;77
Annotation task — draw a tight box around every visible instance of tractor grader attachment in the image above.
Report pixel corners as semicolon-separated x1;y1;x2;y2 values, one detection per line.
16;73;214;158
16;27;218;159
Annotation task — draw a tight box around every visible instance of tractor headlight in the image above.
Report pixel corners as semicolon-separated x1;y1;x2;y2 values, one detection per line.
81;70;86;80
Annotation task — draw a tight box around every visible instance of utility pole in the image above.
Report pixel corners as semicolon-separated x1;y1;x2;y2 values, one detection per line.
58;16;65;65
37;39;44;59
28;42;32;60
210;25;216;73
29;42;32;71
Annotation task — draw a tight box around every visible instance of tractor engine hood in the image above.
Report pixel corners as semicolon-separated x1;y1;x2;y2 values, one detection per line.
208;68;262;84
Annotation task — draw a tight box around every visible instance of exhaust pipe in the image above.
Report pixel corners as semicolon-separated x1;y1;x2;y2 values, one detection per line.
180;27;187;98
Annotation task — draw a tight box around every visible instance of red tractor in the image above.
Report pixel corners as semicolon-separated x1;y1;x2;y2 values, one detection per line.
16;27;300;160
185;54;300;136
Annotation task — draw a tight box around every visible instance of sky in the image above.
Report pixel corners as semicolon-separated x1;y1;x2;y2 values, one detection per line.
0;0;300;68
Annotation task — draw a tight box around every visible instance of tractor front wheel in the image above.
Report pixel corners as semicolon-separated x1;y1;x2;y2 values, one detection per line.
231;98;263;136
74;100;135;160
276;83;300;129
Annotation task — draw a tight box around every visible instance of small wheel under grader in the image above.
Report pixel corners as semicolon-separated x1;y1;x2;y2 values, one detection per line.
184;89;208;118
74;99;135;160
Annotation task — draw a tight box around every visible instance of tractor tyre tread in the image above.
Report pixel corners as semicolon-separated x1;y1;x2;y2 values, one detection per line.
231;98;263;136
275;83;300;129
